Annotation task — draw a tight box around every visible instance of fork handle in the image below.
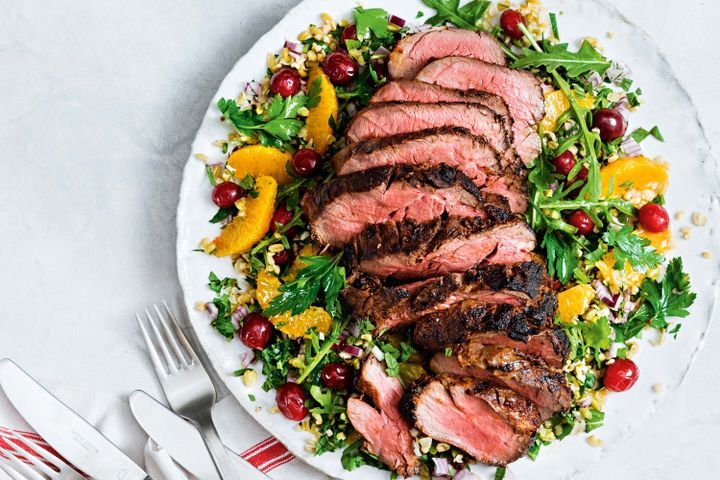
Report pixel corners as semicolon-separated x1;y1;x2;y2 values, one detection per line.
194;414;239;480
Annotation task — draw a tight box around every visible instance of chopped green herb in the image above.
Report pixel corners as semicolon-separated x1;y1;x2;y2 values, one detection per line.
209;207;234;224
494;467;507;480
234;368;252;376
218;94;308;148
602;225;664;273
248;394;256;401
549;12;559;40
205;165;217;186
422;0;490;30
585;408;605;432
354;7;390;39
629;126;664;143
264;254;346;318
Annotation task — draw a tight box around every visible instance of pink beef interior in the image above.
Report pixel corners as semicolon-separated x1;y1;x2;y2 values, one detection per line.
335;133;495;186
413;380;521;465
346;398;418;475
358;222;535;280
315;183;484;245
346;103;507;154
388;28;507;79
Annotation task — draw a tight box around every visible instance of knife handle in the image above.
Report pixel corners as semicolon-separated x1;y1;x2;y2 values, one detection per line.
194;414;239;480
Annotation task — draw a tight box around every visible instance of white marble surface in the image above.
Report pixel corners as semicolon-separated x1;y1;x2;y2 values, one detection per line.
0;0;718;478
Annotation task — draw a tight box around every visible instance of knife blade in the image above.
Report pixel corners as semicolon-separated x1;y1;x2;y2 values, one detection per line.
129;390;221;480
130;391;272;480
0;359;150;480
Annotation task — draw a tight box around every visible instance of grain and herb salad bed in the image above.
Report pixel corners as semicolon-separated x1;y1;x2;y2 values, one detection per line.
193;1;697;478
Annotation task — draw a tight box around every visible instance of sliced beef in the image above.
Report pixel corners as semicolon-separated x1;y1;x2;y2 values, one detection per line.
346;356;419;476
416;57;544;164
342;258;552;332
345;102;511;159
388;27;507;79
368;81;516;163
400;375;540;466
345;216;535;281
332;127;527;213
430;349;572;420
302;164;510;246
413;300;568;368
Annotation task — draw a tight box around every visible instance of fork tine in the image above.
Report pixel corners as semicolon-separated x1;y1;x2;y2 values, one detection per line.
145;309;180;374
0;458;43;480
4;452;50;479
137;312;170;376
153;304;191;367
4;432;56;476
162;300;199;363
5;430;70;471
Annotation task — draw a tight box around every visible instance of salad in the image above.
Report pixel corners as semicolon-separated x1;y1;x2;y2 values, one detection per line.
194;1;697;478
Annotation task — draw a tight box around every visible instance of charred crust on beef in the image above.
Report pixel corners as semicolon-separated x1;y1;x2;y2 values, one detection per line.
344;215;516;265
302;163;511;224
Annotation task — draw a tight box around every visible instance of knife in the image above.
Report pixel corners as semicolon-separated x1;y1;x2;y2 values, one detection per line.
129;390;221;480
130;390;271;480
0;359;151;480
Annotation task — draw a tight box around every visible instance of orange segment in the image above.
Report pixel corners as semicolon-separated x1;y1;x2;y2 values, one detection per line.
306;67;338;154
227;145;293;185
271;307;332;338
213;176;277;256
594;251;646;293
283;244;319;281
600;156;668;198
256;270;282;309
557;284;595;324
540;89;594;132
255;269;332;338
637;227;672;253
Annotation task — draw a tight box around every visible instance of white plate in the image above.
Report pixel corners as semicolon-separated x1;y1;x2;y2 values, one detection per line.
176;1;720;478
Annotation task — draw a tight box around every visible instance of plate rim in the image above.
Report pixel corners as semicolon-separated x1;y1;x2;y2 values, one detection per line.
175;0;720;478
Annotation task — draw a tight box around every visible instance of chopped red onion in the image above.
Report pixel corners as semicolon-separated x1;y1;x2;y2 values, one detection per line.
348;321;361;337
340;344;364;357
372;45;391;60
286;373;298;383
605;61;632;84
205;302;218;321
408;23;433;34
284;40;303;54
432;458;451;477
587;72;603;88
452;469;475;480
593;280;614;306
621;136;642;157
231;306;249;329
389;15;406;27
221;215;235;227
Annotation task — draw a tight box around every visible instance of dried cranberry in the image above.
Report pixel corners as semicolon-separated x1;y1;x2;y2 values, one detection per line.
291;148;322;177
500;9;527;40
320;362;353;390
341;24;357;44
240;313;273;350
275;383;309;420
323;51;358;85
269;67;301;98
593;108;627;142
551;151;576;176
272;249;294;267
637;203;669;233
604;358;639;392
212;182;245;208
567;209;594;236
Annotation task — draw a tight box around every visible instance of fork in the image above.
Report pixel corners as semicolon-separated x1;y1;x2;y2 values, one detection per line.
137;301;238;479
0;429;83;480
